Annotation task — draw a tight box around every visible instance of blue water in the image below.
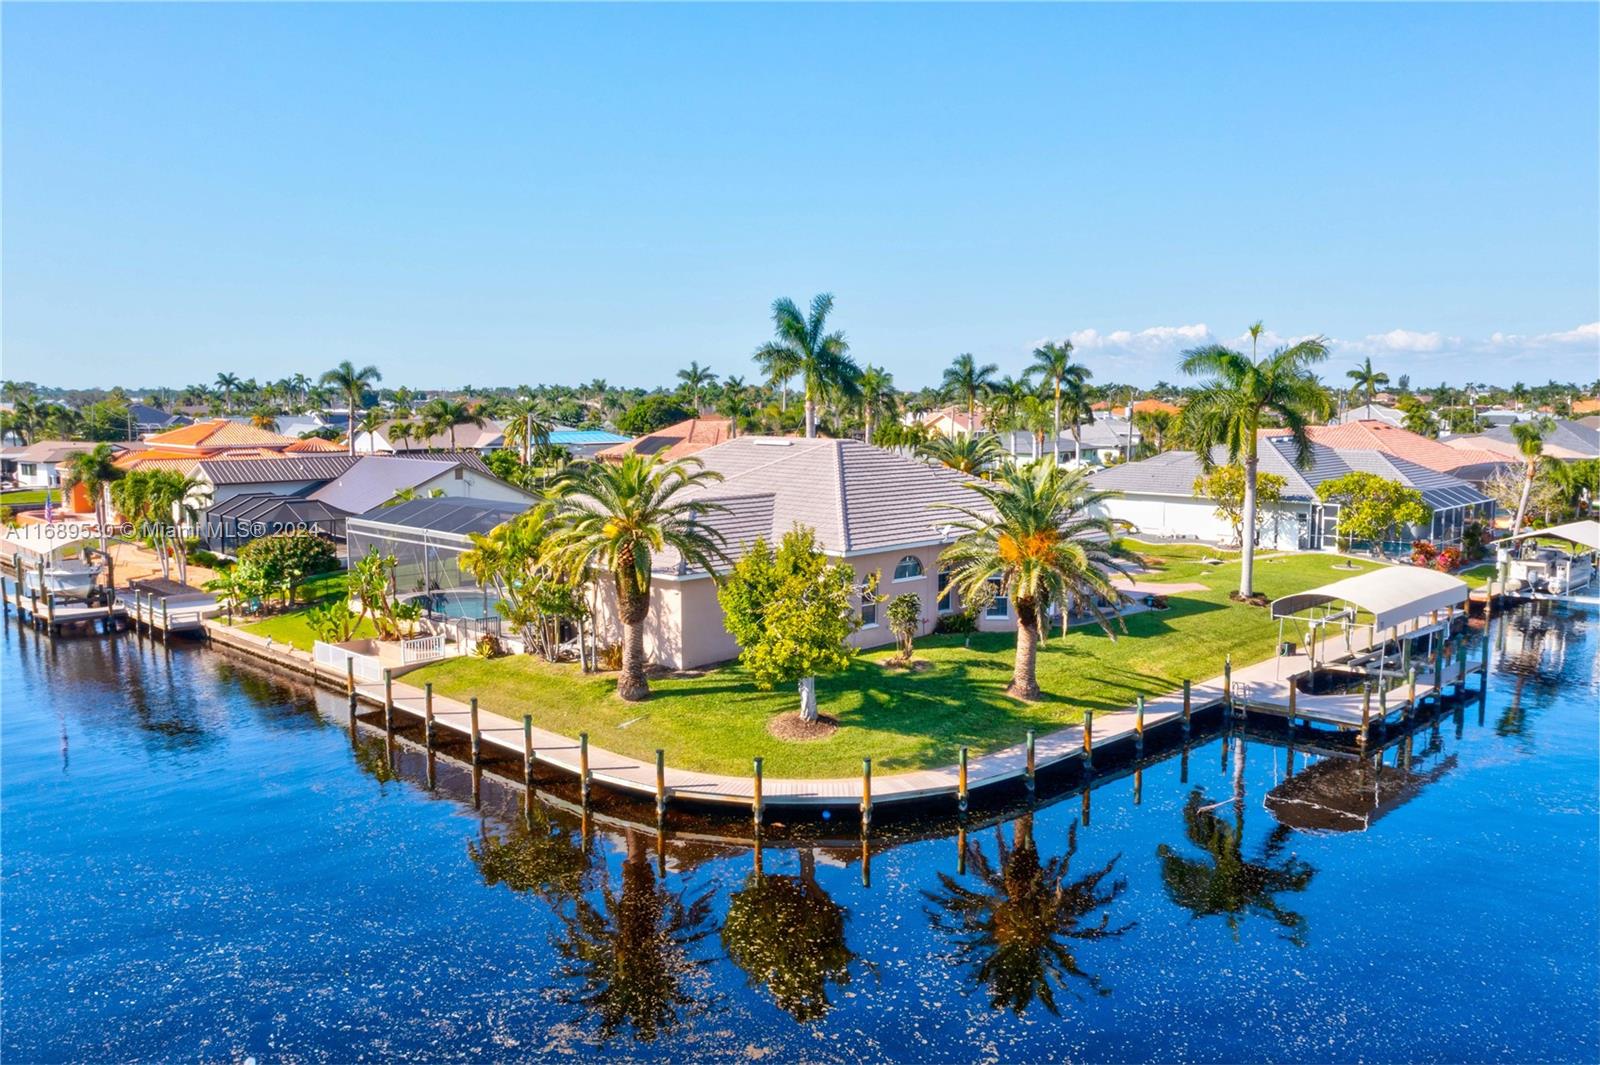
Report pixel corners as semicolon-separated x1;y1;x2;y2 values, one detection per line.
3;601;1597;1062
407;588;502;620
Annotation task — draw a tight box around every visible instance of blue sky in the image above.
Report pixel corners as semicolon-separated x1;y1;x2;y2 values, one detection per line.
4;3;1597;391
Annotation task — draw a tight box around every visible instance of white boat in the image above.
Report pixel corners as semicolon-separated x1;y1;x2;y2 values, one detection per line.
1547;552;1595;595
22;559;104;599
1507;546;1595;595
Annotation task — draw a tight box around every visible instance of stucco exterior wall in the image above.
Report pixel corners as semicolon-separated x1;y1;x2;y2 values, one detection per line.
1094;492;1308;551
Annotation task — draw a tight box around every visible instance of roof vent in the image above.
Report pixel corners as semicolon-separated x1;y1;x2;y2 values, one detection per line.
751;438;793;447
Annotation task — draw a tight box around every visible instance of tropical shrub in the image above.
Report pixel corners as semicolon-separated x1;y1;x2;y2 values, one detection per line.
237;531;338;588
1314;472;1431;555
307;600;361;643
886;593;922;662
1433;546;1464;572
616;394;691;435
1410;540;1438;566
1194;466;1287;547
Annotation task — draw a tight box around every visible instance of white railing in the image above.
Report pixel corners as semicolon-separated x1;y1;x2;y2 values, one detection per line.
313;641;385;682
400;634;444;664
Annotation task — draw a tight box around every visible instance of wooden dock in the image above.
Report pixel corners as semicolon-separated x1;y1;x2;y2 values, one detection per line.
2;575;216;638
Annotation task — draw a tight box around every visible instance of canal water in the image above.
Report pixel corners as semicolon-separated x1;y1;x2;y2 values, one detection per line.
3;601;1597;1062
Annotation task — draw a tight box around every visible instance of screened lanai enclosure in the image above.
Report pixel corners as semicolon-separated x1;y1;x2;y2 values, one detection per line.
344;497;529;627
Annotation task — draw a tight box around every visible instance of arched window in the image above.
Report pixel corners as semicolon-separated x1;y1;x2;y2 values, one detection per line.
893;555;925;582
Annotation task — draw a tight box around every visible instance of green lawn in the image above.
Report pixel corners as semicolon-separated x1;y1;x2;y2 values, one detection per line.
1458;563;1497;589
405;547;1379;777
0;489;49;505
239;610;377;652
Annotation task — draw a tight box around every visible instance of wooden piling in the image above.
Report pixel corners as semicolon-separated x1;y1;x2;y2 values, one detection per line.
524;714;536;788
656;749;667;820
1406;667;1417;719
383;669;394;730
860;756;872;827
1082;708;1094;769
1288;678;1297;718
1135;695;1145;754
1024;731;1036;793
580;732;591;803
1359;681;1371;749
28;591;38;629
46;593;56;634
469;697;481;766
1133;767;1142;806
1224;654;1233;711
160;596;169;634
424;683;435;745
957;746;969;813
345;656;355;696
1182;679;1192;734
752;756;764;827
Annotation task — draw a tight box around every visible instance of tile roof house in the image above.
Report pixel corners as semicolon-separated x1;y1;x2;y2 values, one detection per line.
349;419;507;455
1;440;135;489
1447;419;1600;462
1265;420;1513;483
594;417;731;463
587;437;1007;670
911;405;986;438
1331;403;1406;428
1091;398;1182;416
1089;436;1495;555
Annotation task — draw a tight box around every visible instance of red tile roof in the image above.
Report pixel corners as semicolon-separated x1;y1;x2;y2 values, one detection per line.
595;417;734;463
142;418;298;451
1263;421;1510;475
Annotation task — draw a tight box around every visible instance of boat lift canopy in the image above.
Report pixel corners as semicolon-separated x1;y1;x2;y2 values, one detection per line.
0;521;106;561
1501;519;1600;552
1272;566;1469;632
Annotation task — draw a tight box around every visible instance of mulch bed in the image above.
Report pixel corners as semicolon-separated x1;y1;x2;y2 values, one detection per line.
877;657;933;672
767;711;840;742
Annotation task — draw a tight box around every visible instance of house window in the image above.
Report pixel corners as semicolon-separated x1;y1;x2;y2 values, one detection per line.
19;463;36;477
893;555;924;582
937;567;954;613
858;575;879;627
986;577;1009;618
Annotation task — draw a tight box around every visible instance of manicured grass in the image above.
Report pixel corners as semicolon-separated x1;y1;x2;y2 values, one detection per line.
0;489;49;505
1458;563;1497;589
406;548;1380;778
239;609;377;653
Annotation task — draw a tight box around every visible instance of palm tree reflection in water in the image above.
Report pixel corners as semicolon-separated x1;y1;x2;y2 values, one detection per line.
722;847;855;1022
469;807;592;904
552;829;714;1042
924;815;1132;1015
1157;740;1316;946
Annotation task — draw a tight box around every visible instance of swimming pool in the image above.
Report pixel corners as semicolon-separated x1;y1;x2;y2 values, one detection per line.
404;587;502;620
2;599;1595;1060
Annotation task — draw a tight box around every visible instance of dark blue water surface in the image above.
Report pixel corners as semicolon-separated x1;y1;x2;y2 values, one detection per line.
3;601;1597;1062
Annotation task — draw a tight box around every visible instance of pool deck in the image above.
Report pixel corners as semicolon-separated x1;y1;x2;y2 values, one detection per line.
200;615;1489;814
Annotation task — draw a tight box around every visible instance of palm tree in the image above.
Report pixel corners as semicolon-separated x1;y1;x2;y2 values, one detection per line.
1345;357;1391;405
1133;408;1177;455
676;361;715;411
1181;329;1331;598
214;372;242;412
1019;394;1053;462
1509;417;1553;536
1157;763;1316;946
1543;458;1599;518
319;360;383;455
1027;342;1091;463
468;809;592;904
60;444;124;553
501;394;551;465
984;375;1029;438
917;432;1002;474
543;454;729;700
386;420;417;453
356;407;387;453
420;397;485;451
554;830;714;1041
924;816;1131;1014
716;375;753;438
858;364;896;446
753;293;860;438
941;352;998;431
1059;373;1096;465
938;462;1127;700
722;849;855;1022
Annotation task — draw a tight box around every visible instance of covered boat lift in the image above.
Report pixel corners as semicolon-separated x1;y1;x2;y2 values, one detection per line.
1498;519;1599;596
0;522;116;603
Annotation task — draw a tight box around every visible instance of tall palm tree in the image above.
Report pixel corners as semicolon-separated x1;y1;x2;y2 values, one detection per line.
420;397;485;451
543;454;729;701
858;364;896;446
61;443;124;553
1181;329;1331;598
501;394;551;465
924;816;1131;1014
938;462;1126;700
1133;408;1177;455
1027;342;1091;463
722;849;855;1022
319;361;383;455
554;830;714;1042
917;432;1002;474
1509;417;1553;537
984;375;1029;438
941;352;999;431
676;361;715;411
1345;356;1390;405
1059;373;1096;465
1543;458;1599;518
1019;394;1053;462
386;420;417;453
214;372;242;412
753;293;860;438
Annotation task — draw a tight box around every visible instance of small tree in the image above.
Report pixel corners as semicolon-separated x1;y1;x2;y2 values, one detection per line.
1315;471;1431;555
1194;466;1287;548
717;526;860;724
886;593;922;663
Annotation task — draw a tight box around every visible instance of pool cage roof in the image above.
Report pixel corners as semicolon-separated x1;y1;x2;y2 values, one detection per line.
348;497;529;541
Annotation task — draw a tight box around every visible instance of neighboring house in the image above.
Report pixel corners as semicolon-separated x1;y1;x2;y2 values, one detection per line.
995;415;1141;466
594;417;731;464
1089;436;1495;554
1331;403;1406;428
128;403;186;434
911;405;985;439
1;440;132;490
587;436;1023;671
1447;418;1600;462
1090;398;1181;417
1571;397;1600;416
345;496;533;606
1269;420;1514;484
119;418;303;473
348;419;507;455
1476;408;1533;428
548;428;631;458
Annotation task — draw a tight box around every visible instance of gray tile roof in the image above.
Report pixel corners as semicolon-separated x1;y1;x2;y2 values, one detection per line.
349;496;529;536
651;437;985;572
198;455;359;485
307;457;462;515
1477;418;1599;458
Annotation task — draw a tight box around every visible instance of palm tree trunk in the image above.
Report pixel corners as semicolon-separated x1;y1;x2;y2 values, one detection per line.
1240;456;1259;598
347;391;357;455
616;575;651;701
804;392;817;439
1073;428;1084;465
1511;461;1536;536
1053;384;1062;464
1009;598;1042;700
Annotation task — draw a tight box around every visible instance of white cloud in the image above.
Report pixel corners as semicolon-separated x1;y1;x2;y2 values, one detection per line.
1055;323;1213;354
1487;321;1600;352
1350;328;1449;353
